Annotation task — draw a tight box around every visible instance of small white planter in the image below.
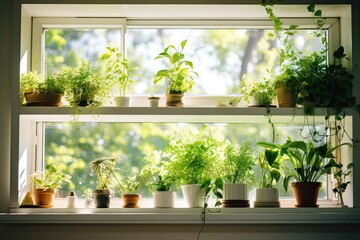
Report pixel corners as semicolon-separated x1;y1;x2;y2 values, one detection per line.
115;96;131;107
223;183;248;200
254;187;280;208
153;191;175;208
181;184;205;208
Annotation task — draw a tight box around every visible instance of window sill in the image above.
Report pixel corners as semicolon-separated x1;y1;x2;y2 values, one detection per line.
2;207;360;224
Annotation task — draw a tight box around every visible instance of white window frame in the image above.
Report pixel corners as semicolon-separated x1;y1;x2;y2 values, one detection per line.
5;4;357;224
31;18;126;74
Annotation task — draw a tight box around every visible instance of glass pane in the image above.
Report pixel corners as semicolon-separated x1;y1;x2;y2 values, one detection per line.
44;29;121;77
127;29;326;95
44;122;327;200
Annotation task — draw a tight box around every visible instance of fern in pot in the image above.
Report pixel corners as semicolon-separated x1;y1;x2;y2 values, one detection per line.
101;47;139;107
60;61;111;110
254;144;284;207
162;127;221;207
220;141;255;208
154;39;198;107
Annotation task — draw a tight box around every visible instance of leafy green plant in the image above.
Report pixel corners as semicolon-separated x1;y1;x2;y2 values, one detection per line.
257;139;351;191
240;75;275;107
154;39;198;94
221;141;256;184
30;164;71;190
100;46;138;97
118;169;151;194
90;157;120;190
162;127;221;186
20;71;64;97
256;146;284;188
327;159;353;207
60;61;111;108
151;175;174;192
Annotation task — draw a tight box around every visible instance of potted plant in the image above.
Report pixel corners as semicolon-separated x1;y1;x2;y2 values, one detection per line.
118;169;151;208
150;175;175;208
101;47;139;107
146;151;176;208
262;0;300;109
30;164;71;208
89;157;120;208
162;127;220;207
240;76;276;107
60;61;111;108
258;139;351;207
154;39;198;107
82;188;93;208
254;145;284;207
220;141;255;208
20;71;64;106
327;159;353;207
274;67;297;107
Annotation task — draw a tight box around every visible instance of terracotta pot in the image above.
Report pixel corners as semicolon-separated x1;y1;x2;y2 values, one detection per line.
32;189;55;208
122;194;141;208
291;182;322;207
276;83;296;107
166;93;184;107
24;92;62;106
93;189;111;208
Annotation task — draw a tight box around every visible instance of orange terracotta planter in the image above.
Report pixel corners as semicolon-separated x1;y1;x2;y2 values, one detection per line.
32;189;55;208
122;194;141;208
291;182;322;207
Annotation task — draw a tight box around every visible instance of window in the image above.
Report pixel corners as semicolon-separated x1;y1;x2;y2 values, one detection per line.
13;4;355;214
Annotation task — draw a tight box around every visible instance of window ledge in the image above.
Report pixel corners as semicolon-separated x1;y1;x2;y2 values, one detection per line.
2;208;360;224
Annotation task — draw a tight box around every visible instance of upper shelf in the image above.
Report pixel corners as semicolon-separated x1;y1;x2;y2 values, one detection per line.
18;106;353;123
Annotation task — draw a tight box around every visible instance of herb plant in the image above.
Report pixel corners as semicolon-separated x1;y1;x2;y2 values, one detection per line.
100;47;138;97
221;141;256;184
20;71;64;97
30;164;71;190
60;61;111;108
154;39;198;94
162;127;221;186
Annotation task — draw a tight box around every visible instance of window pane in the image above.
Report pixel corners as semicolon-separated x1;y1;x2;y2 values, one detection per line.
44;122;327;200
44;29;121;77
127;28;326;95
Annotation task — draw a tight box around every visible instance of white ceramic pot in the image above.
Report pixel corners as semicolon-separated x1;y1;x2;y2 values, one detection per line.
254;187;280;208
255;188;279;202
223;183;248;200
115;96;131;107
153;191;175;208
181;184;205;208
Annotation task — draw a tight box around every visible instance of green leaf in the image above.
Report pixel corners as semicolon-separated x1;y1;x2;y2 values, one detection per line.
307;4;315;13
314;10;322;17
180;39;188;50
